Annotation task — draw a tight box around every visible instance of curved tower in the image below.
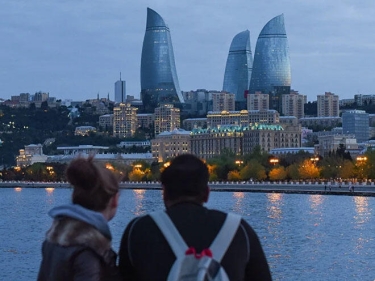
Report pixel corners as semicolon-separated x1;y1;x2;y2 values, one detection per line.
140;8;184;113
223;30;253;110
249;14;291;112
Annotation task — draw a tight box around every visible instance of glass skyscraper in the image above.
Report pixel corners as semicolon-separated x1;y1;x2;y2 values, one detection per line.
249;14;291;113
140;8;184;113
223;30;253;110
342;110;369;143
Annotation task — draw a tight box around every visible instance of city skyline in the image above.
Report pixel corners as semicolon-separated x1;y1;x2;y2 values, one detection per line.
1;1;375;102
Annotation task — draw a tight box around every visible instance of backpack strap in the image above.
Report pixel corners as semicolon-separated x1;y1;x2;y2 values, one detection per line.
149;211;188;259
209;213;242;262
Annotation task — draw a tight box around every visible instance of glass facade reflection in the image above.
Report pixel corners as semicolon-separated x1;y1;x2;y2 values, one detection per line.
249;14;291;113
223;30;252;109
140;8;184;113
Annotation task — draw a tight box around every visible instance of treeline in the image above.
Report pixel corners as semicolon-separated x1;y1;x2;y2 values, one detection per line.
2;146;375;182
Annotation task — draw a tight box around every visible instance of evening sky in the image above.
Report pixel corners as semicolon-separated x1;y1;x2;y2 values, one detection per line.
1;0;374;102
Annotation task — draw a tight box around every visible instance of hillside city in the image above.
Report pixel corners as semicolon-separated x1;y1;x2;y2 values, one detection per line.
1;8;375;182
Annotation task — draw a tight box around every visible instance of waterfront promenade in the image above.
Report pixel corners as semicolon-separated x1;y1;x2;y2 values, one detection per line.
1;180;374;196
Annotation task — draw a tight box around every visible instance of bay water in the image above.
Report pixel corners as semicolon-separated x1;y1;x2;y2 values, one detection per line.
1;187;374;280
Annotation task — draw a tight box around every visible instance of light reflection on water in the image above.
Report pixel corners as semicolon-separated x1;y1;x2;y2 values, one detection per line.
1;188;375;281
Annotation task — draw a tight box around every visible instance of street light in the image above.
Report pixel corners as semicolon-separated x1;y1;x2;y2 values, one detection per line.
310;156;319;163
235;160;244;166
269;158;279;166
356;156;367;162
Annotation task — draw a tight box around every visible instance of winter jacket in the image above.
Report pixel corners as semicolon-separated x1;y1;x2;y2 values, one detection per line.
37;204;120;281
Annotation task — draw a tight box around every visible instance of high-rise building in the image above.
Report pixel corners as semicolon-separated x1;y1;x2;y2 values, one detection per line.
140;8;184;113
247;91;269;111
113;103;138;138
317;92;339;117
212;91;235;112
281;90;306;119
249;14;291;113
223;30;252;110
115;74;126;103
182;89;212;116
342;110;369;143
154;103;180;135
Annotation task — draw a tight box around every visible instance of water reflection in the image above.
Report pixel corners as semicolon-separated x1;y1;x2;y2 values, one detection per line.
133;189;145;216
45;187;55;205
308;195;324;227
267;193;283;221
232;192;244;213
353;196;370;225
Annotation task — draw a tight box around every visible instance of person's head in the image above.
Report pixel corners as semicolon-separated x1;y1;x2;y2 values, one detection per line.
66;156;120;221
160;154;209;207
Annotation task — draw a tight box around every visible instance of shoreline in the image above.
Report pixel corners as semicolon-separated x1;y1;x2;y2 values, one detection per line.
1;181;374;197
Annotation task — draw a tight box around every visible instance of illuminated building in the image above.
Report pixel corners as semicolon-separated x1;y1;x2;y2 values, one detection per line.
154;104;180;135
223;30;252;109
249;14;291;113
140;8;183;112
113;103;138;138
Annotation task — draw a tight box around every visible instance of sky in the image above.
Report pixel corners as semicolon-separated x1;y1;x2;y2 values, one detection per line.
1;0;375;102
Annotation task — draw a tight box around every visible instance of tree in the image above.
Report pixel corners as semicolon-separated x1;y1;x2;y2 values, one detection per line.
298;159;320;180
269;166;287;181
338;160;355;179
239;160;266;181
227;170;241;181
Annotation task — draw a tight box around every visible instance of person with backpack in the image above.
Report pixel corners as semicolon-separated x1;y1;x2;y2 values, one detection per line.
37;156;121;281
118;154;272;281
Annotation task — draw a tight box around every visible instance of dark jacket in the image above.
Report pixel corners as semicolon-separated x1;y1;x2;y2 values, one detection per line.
118;202;272;281
37;205;120;281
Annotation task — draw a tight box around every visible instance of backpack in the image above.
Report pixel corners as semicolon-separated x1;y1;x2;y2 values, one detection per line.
150;211;242;281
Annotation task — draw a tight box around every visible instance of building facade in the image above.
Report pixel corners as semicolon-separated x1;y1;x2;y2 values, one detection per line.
281;90;306;119
191;126;245;160
206;110;249;128
223;30;253;109
317;134;358;157
99;114;114;130
154;104;180;135
243;124;301;154
190;123;301;159
247;91;269;111
113;103;138;138
212;91;235;112
140;8;184;112
16;144;48;167
248;110;279;124
182;89;212;116
151;129;191;162
75;126;96;136
317;92;339;117
299;117;342;128
249;14;291;113
137;113;154;129
342;110;369;143
182;118;207;130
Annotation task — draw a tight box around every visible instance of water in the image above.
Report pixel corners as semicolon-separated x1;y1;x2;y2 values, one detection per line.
1;188;374;281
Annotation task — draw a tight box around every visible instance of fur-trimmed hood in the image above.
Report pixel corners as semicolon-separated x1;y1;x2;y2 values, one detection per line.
46;204;113;258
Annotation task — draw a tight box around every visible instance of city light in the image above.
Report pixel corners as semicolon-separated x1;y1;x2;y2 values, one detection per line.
269;158;279;165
